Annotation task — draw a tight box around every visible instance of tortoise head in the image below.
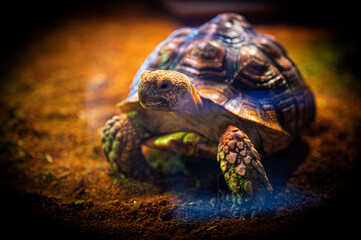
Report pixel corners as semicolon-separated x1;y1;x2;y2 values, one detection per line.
138;70;202;112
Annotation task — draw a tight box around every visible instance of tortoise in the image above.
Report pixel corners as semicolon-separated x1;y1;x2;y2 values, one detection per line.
101;13;315;202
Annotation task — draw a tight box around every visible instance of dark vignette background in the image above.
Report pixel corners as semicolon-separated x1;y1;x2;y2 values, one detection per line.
1;0;360;93
0;0;360;239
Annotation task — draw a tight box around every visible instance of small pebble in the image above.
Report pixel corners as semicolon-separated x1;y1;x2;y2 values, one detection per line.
45;153;53;163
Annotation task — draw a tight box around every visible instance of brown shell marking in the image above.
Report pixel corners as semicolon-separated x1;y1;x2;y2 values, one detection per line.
149;38;184;69
198;13;253;43
196;84;233;105
235;45;283;89
222;95;287;134
251;35;316;133
177;40;227;77
253;36;293;70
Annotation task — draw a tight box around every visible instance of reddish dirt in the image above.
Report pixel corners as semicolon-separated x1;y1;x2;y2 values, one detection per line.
1;3;360;240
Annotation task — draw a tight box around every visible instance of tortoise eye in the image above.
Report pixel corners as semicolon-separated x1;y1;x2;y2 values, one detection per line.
158;80;171;90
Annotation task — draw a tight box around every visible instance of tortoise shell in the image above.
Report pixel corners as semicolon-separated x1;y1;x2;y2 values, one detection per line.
120;13;315;136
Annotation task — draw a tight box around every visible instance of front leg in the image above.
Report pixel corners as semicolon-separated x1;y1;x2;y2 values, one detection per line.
218;125;273;203
101;112;156;179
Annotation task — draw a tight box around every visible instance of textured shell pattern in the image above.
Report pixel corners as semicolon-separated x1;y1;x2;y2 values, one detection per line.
123;13;315;135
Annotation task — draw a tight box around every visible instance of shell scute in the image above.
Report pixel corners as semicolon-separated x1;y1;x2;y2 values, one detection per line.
149;38;184;69
176;39;227;77
252;35;293;70
235;45;283;89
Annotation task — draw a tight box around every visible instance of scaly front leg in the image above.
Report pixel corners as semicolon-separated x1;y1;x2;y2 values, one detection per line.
218;125;273;204
101;112;156;179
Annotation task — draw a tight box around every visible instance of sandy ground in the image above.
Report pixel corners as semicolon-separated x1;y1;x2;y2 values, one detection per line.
0;3;360;239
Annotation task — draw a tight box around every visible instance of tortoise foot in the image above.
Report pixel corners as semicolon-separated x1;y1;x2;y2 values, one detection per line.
218;125;273;204
101;113;157;180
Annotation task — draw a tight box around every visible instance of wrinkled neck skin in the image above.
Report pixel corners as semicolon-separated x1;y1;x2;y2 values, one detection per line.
172;94;200;117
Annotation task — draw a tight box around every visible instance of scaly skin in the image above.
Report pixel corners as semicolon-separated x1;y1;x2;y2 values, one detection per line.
217;125;273;203
101;111;156;179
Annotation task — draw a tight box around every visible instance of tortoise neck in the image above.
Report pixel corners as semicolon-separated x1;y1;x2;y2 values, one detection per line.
173;95;204;118
173;89;203;116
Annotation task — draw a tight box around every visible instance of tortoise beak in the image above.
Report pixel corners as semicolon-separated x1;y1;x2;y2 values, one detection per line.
139;96;172;111
138;84;171;110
